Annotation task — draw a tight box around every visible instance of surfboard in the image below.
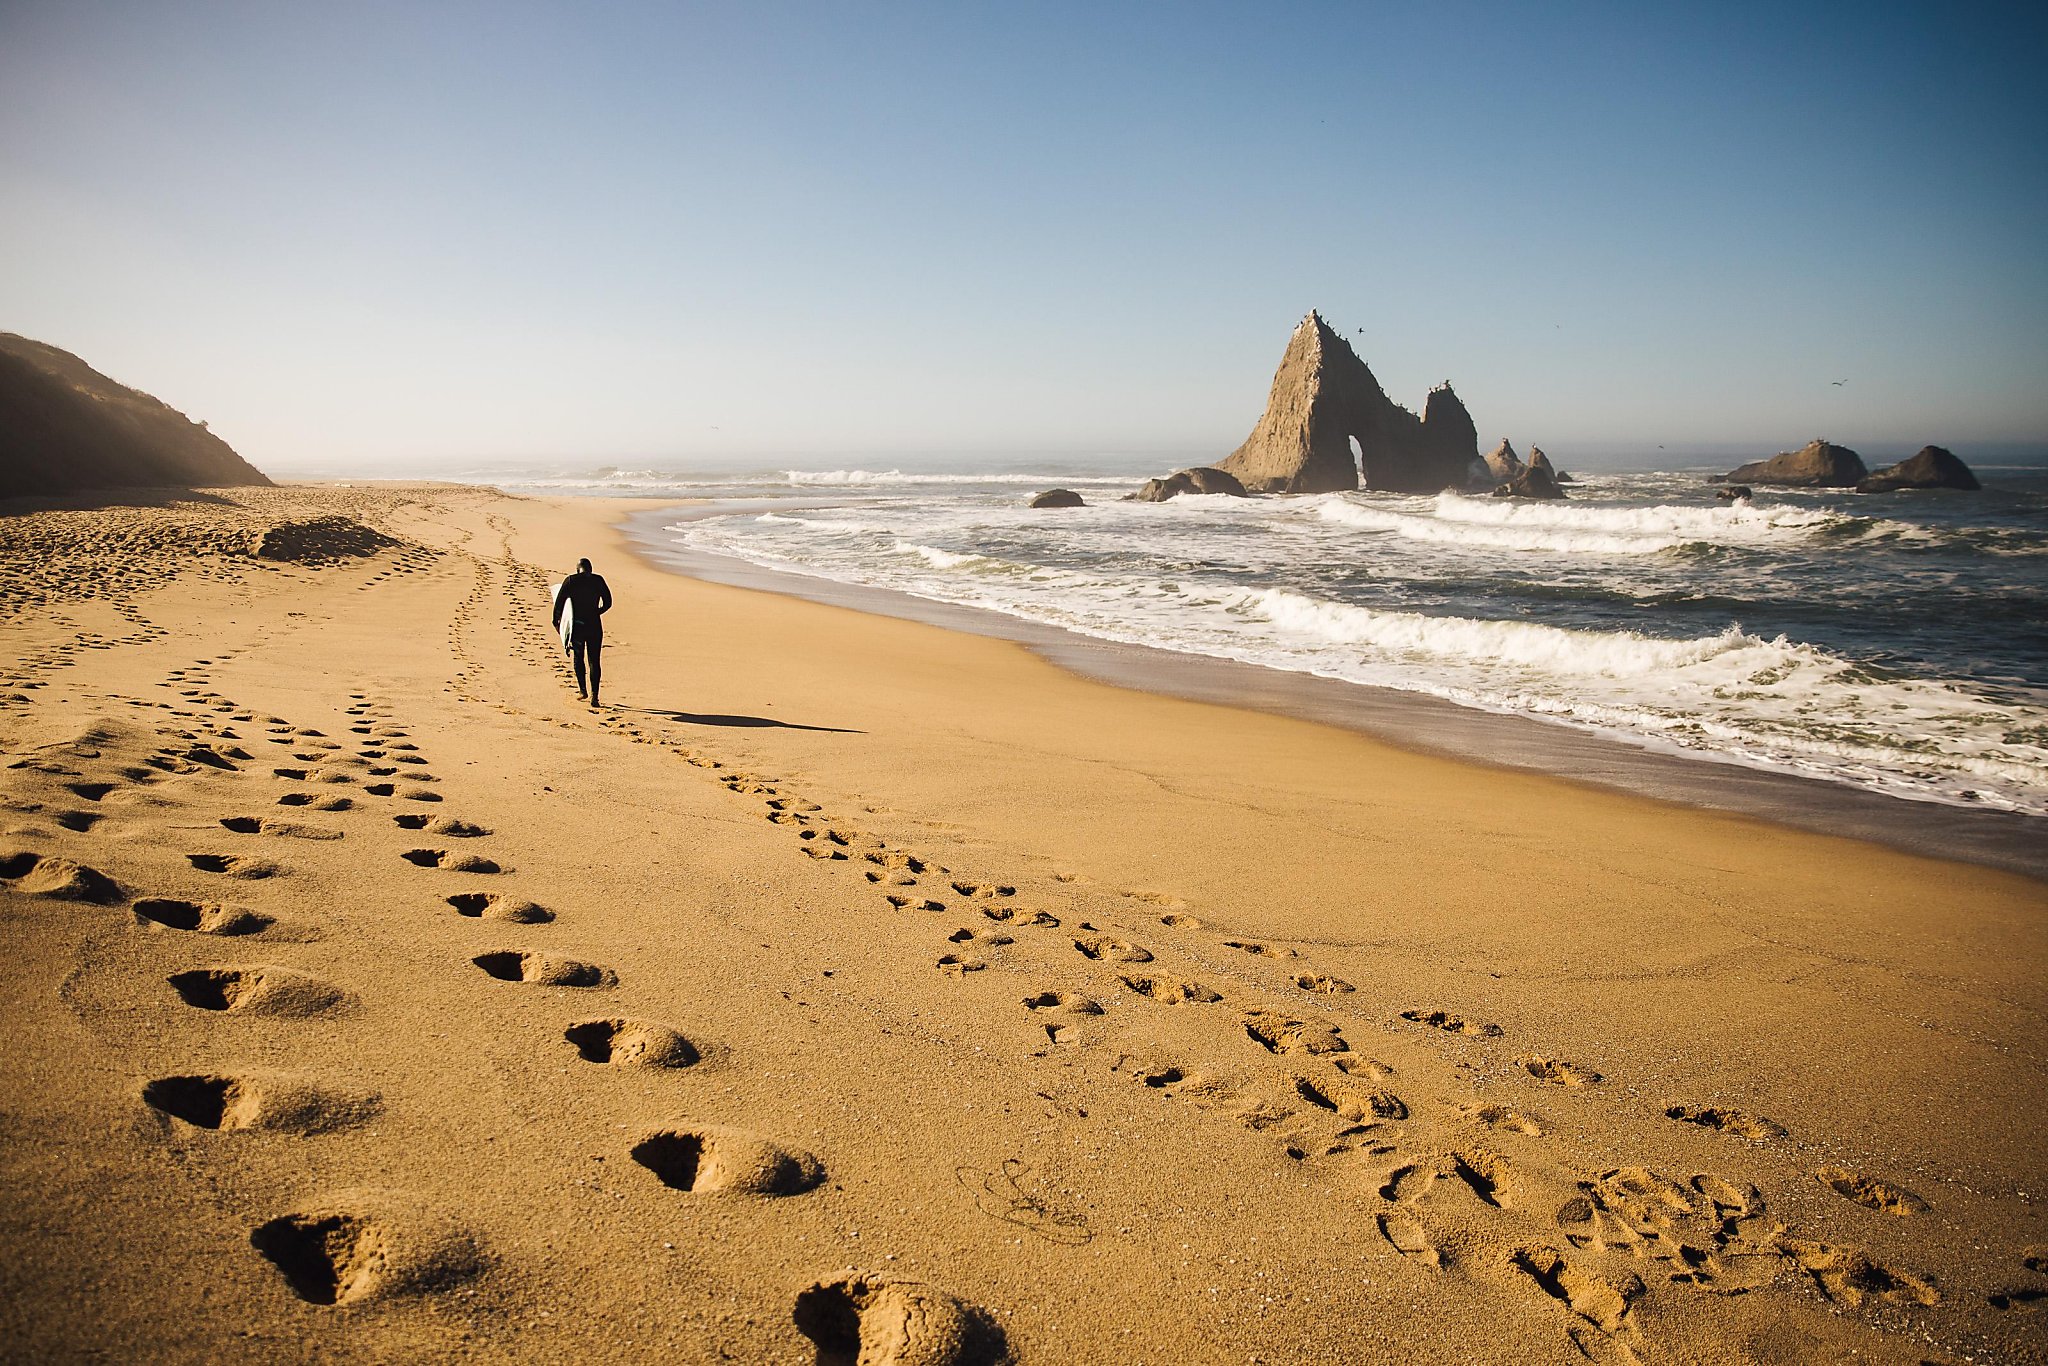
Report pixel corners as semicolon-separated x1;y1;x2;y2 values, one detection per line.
552;580;576;654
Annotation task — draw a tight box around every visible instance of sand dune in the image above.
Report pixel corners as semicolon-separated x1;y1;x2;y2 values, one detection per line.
1;482;2042;1363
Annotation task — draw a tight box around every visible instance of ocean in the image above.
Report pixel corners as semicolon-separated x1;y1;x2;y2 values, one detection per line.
497;461;2048;818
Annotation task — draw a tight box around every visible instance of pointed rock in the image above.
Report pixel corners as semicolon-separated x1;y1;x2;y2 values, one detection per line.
1856;446;1979;492
1216;313;1475;495
1480;438;1524;484
1496;447;1566;500
1719;440;1867;488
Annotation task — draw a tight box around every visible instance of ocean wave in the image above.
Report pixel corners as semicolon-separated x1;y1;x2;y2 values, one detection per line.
1232;588;1795;678
1312;498;1682;554
1427;491;1841;540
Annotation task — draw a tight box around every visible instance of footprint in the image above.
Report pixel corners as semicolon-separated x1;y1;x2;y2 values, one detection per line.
402;849;502;874
1243;1010;1347;1056
949;880;1015;899
1072;935;1152;963
1334;1056;1396;1081
1294;1075;1405;1122
865;851;928;875
1380;1162;1439;1203
563;1019;698;1068
1449;1149;1514;1207
1222;940;1295;959
470;951;612;987
1400;1009;1501;1038
142;1072;377;1133
948;928;1012;947
983;907;1059;927
792;1272;1006;1366
132;897;270;936
628;1126;821;1195
0;852;121;902
1295;973;1355;994
1518;1055;1600;1087
168;966;350;1017
1780;1238;1939;1307
1813;1166;1929;1215
275;793;353;811
250;1194;484;1305
886;895;945;912
393;815;491;837
1022;990;1103;1015
446;893;553;923
1377;1210;1441;1268
186;853;282;879
1665;1103;1785;1141
935;954;986;975
1463;1104;1543;1136
219;816;342;840
1157;913;1203;929
1120;974;1220;1005
1506;1246;1642;1333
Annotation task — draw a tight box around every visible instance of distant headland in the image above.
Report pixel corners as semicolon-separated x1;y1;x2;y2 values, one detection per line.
0;333;270;498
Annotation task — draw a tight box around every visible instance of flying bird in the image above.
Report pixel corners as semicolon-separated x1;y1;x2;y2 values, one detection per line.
1831;379;1848;386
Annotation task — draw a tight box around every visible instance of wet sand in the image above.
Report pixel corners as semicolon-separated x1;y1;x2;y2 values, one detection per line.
2;481;2043;1364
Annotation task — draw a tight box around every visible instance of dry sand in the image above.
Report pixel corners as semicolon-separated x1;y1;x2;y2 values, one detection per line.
1;482;2043;1364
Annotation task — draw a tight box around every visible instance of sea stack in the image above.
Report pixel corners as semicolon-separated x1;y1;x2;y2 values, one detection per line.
1478;438;1523;485
1857;446;1980;492
1216;312;1478;495
0;333;271;498
1718;439;1867;488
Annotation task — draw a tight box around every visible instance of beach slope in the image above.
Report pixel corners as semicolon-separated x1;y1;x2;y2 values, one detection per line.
0;483;2041;1364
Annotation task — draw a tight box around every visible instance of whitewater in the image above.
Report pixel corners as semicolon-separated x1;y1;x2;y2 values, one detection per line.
503;462;2048;816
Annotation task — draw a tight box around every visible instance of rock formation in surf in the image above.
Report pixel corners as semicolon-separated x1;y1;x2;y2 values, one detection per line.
1857;446;1979;492
1478;438;1523;485
1215;312;1478;495
1130;466;1247;502
1470;438;1565;498
1029;488;1085;508
0;333;270;498
1716;439;1866;488
1500;446;1566;499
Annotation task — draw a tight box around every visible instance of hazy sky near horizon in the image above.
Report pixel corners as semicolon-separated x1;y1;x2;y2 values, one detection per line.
3;1;2044;472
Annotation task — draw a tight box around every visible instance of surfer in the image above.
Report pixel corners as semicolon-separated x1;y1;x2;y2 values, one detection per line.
551;558;612;707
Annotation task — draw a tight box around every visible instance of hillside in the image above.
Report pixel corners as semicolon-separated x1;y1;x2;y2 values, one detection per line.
0;334;270;497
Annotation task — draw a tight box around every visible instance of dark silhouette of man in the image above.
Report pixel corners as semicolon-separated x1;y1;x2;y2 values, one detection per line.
551;558;612;707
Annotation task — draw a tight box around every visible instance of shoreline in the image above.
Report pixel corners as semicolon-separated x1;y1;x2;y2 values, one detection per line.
619;501;2048;882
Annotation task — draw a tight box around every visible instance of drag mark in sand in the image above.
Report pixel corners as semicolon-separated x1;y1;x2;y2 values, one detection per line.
955;1159;1094;1246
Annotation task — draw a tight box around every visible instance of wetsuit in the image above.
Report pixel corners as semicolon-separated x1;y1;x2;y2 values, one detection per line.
551;571;612;701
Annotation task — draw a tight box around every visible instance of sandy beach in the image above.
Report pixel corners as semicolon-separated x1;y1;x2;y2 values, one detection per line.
2;481;2043;1364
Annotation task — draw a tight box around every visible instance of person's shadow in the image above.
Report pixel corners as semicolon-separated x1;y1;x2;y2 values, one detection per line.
618;706;862;735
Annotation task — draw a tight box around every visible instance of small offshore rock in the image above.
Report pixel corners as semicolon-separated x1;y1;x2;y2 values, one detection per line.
1718;439;1867;488
1856;445;1980;492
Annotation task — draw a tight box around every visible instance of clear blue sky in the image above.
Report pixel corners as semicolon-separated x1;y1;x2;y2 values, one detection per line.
3;1;2044;471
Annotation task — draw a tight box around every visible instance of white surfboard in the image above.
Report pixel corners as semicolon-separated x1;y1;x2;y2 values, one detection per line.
552;579;576;654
